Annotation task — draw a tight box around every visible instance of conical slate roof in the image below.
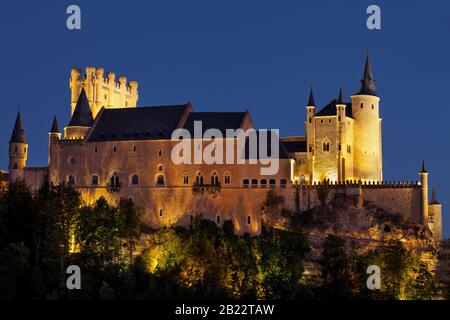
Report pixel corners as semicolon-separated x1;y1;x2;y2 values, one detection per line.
357;53;377;96
68;88;94;127
50;115;60;133
307;87;316;107
10;111;26;143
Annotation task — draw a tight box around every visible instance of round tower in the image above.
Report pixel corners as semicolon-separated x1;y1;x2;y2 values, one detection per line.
351;53;382;182
336;88;347;182
420;160;429;226
9;111;28;182
305;87;316;182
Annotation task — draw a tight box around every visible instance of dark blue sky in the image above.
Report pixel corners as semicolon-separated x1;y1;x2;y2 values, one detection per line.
1;0;449;238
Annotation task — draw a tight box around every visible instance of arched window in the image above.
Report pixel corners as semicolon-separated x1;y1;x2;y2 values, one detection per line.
243;179;249;188
68;175;76;186
251;179;258;188
260;179;267;188
224;173;231;185
115;176;120;186
91;175;99;186
195;172;204;186
131;174;139;185
156;174;165;186
211;172;219;186
158;165;163;171
159;209;163;217
280;179;287;188
269;179;276;188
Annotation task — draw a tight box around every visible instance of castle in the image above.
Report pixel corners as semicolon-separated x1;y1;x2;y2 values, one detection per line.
6;54;443;240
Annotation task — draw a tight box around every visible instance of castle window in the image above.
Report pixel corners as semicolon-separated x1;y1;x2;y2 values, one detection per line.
338;116;341;122
321;120;323;123
94;147;98;153
372;104;374;109
113;146;117;153
91;175;99;186
195;173;204;186
131;174;139;185
183;176;190;185
269;179;276;188
159;209;163;217
156;174;165;186
15;146;18;153
309;117;312;123
14;162;18;170
280;179;287;188
125;101;128;107
211;172;219;186
190;215;194;224
224;175;231;185
247;215;252;225
251;179;258;188
243;179;249;188
323;143;330;152
309;145;313;153
329;119;331;123
347;145;351;153
338;144;341;151
158;165;163;171
260;179;267;188
68;175;76;186
24;147;27;153
360;103;363;108
133;146;137;152
216;215;221;224
159;150;162;157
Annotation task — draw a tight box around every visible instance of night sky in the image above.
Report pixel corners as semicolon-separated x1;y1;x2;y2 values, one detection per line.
0;0;448;238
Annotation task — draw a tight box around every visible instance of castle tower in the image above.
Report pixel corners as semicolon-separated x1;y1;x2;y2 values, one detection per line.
8;111;28;182
305;87;316;182
428;187;443;240
351;53;382;182
336;88;347;182
420;160;429;226
64;88;94;139
48;116;61;165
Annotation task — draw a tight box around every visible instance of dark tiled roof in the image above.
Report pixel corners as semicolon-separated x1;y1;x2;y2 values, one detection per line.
282;139;307;153
316;99;353;118
50;116;60;133
87;104;190;142
68;88;94;127
357;53;377;96
182;112;247;136
10;111;26;143
244;131;291;160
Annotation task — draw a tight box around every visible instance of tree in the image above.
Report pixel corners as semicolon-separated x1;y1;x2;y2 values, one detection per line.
118;198;141;266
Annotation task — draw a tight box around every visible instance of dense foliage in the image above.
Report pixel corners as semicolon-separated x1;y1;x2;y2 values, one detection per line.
0;182;438;300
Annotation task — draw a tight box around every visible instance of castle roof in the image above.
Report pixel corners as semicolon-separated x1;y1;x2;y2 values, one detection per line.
182;112;249;136
316;99;353;118
430;187;440;205
50;115;60;133
281;137;307;153
68;88;94;127
87;104;191;142
10;111;26;144
307;88;316;107
356;53;377;96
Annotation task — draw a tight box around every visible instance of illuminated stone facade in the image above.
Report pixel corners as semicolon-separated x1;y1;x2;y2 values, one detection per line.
6;56;443;240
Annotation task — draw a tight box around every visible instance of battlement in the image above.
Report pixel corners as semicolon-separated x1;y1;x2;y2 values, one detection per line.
302;180;421;189
70;67;139;119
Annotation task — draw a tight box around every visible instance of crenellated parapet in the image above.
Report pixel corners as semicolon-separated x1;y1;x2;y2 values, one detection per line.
70;67;139;118
303;180;421;189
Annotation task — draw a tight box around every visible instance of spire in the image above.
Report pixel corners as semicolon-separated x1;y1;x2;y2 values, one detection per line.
337;87;344;104
9;111;26;144
357;52;377;96
421;159;427;174
50;115;60;133
68;88;94;127
430;187;440;205
307;87;316;107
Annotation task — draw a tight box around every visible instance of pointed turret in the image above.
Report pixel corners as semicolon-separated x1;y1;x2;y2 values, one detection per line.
68;88;93;127
357;53;377;96
10;111;26;143
421;159;427;173
50;115;60;133
430;187;440;205
307;87;316;107
337;87;344;105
